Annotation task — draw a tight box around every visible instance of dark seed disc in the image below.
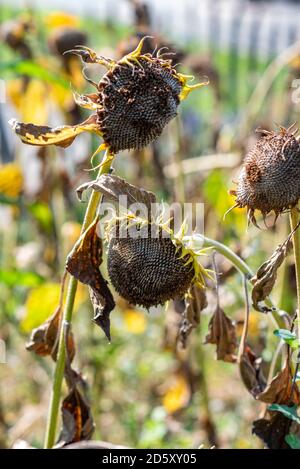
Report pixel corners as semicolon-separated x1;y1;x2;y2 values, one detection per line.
107;233;194;308
234;127;300;216
97;58;182;153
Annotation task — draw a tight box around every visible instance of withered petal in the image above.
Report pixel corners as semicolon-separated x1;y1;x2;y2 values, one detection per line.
9;114;101;148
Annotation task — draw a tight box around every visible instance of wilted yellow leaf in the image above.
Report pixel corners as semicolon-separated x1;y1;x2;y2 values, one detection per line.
123;309;147;334
162;374;190;414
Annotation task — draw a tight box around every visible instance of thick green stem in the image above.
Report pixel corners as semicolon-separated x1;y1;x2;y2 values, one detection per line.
44;150;113;449
183;234;288;329
290;206;300;341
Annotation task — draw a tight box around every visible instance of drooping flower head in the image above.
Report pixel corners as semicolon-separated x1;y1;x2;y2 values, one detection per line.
10;36;208;158
105;211;211;309
230;124;300;226
76;173;211;310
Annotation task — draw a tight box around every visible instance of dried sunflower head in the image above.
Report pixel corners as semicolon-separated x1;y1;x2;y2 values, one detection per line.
1;16;34;59
230;124;300;225
48;28;88;58
105;213;210;309
10;37;208;157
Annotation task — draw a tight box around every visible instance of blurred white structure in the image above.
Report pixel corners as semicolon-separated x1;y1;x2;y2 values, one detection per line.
3;0;300;57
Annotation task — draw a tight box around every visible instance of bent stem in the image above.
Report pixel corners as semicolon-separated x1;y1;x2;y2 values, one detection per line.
44;149;113;449
184;234;288;329
290;206;300;341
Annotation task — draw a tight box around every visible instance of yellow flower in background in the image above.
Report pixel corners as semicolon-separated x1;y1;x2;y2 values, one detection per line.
50;81;76;111
162;374;190;414
67;57;86;89
45;12;80;30
19;80;49;125
22;282;61;332
61;221;82;248
7;79;23;110
7;79;49;125
290;55;300;70
236;312;261;339
123;309;147;334
22;281;87;332
0;163;23;199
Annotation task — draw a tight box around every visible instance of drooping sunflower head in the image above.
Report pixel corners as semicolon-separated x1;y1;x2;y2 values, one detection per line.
48;28;88;58
10;37;208;157
230;124;300;225
96;56;183;153
105;212;210;309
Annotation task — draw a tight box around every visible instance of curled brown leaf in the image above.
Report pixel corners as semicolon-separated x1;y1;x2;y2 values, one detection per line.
252;411;292;449
251;238;292;313
76;174;156;215
204;305;237;363
66;217;115;340
26;306;75;362
179;285;207;348
239;345;266;397
256;359;300;405
55;386;94;448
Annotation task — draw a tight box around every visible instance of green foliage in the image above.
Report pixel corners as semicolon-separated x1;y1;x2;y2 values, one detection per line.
273;329;299;349
268;404;300;425
285;434;300;449
27;202;53;232
0;269;43;288
0;60;69;88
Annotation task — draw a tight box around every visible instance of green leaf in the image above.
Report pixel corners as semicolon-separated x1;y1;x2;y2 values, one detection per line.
27;201;53;232
273;329;298;348
0;269;43;288
268;404;300;425
285;434;300;449
0;60;69;88
0;194;20;205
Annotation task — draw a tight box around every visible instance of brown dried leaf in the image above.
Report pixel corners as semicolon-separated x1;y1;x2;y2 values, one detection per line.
55;387;94;448
89;286;115;342
256;359;300;405
9;114;100;148
66;217;115;340
26;306;75;362
239;345;266;397
251;239;292;313
179;285;207;348
76;174;156;214
252;412;292;449
204;305;237;363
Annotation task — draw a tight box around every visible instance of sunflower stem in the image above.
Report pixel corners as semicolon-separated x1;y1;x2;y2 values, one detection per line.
184;234;288;329
44;149;113;449
289;206;300;341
